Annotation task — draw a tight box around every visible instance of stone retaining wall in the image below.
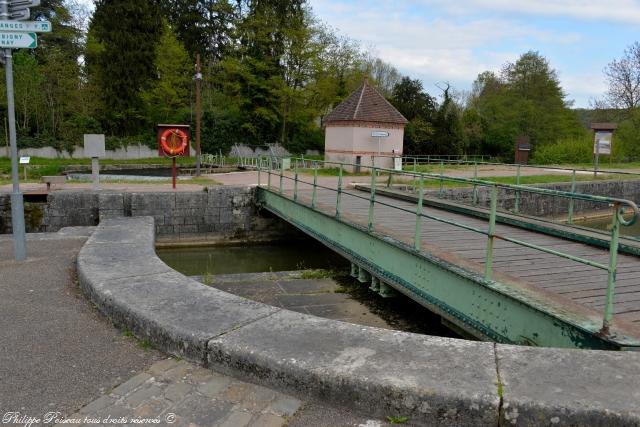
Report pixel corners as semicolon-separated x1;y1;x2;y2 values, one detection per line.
425;179;640;218
0;187;299;242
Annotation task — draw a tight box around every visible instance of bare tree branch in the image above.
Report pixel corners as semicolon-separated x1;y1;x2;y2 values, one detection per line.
604;41;640;110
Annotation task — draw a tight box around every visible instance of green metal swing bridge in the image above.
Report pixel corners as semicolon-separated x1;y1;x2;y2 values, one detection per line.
250;157;640;350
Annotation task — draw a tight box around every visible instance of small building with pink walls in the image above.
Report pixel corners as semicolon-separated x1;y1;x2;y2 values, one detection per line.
323;78;407;172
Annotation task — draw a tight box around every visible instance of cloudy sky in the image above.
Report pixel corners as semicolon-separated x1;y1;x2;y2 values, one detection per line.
309;0;640;107
76;0;639;108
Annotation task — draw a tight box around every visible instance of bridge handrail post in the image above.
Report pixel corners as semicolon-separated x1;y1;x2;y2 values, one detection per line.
336;165;343;218
568;169;577;224
368;167;377;232
472;162;478;205
312;161;318;209
414;174;425;250
439;161;445;198
293;160;299;202
267;157;272;189
601;203;622;336
279;159;284;194
412;158;417;193
257;156;261;186
484;185;498;280
514;164;521;214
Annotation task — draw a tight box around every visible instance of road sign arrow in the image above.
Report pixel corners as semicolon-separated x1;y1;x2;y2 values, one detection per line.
0;20;51;32
0;31;36;48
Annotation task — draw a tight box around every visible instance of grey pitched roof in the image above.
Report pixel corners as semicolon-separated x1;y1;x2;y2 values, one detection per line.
324;79;408;125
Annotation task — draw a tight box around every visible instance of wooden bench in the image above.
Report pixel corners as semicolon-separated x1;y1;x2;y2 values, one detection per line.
41;175;66;191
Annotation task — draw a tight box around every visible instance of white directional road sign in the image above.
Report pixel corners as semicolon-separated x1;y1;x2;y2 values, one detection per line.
8;0;40;10
371;131;390;138
7;0;40;20
0;31;36;48
0;20;51;32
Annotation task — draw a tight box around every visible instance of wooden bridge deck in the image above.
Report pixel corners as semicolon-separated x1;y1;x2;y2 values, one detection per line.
291;186;640;328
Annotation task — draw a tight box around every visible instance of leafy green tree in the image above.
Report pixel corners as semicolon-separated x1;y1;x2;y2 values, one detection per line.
467;52;583;159
501;51;581;146
391;77;436;121
86;0;163;135
403;117;434;155
614;108;640;160
32;0;82;60
389;77;436;154
218;0;307;145
160;0;239;60
429;85;464;155
142;22;192;125
362;56;401;97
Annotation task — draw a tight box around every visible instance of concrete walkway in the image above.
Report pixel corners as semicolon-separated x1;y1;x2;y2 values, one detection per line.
0;231;163;420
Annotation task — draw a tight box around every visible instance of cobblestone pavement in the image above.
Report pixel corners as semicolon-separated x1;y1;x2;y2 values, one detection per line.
57;358;395;427
56;358;302;427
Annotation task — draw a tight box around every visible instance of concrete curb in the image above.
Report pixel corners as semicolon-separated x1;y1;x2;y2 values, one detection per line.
78;217;640;426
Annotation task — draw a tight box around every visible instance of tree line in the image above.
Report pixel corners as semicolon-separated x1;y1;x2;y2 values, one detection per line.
0;0;638;163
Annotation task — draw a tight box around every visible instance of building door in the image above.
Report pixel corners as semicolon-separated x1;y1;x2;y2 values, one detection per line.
355;156;361;174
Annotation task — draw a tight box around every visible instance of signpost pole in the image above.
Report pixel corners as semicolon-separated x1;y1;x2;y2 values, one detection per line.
91;157;99;190
172;157;177;190
594;136;600;178
0;1;49;262
4;46;26;261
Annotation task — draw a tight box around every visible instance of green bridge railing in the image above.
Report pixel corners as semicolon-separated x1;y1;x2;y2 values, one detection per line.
255;157;639;337
373;155;640;225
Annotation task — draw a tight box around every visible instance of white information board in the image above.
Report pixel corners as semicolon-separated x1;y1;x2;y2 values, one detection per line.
594;131;612;155
84;134;106;158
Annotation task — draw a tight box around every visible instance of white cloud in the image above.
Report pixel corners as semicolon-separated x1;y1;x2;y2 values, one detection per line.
312;0;581;81
310;0;606;106
421;0;640;24
560;71;608;105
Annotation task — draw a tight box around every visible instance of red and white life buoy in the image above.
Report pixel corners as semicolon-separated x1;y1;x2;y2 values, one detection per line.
160;128;189;157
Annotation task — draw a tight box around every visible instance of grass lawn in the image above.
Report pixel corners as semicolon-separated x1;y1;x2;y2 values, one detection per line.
1;175;220;187
557;162;640;170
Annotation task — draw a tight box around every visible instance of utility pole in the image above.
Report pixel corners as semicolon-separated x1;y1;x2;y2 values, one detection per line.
194;54;202;176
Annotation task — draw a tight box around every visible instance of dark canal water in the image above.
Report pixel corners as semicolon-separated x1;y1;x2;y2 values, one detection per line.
157;242;460;338
157;241;348;276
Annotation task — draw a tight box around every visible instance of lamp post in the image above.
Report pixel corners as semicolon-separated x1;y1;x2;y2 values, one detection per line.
194;54;202;176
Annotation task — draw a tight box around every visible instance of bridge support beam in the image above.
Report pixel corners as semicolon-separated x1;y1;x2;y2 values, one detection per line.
379;282;396;298
357;266;371;283
350;263;358;278
370;276;380;292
